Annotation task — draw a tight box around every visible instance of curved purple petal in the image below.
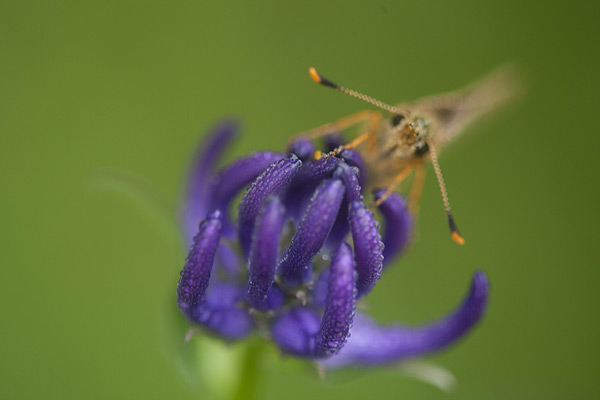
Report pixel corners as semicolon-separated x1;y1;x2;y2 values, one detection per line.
246;197;286;311
315;243;357;357
238;155;302;255
340;149;367;188
325;163;363;251
334;163;363;203
279;179;345;286
349;201;384;297
271;243;357;358
287;137;315;161
177;211;253;340
209;151;284;237
321;271;490;368
282;156;340;222
375;190;413;265
290;156;339;187
182;120;239;244
177;210;223;318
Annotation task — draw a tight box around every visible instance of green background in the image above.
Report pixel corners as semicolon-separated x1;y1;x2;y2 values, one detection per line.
2;1;599;399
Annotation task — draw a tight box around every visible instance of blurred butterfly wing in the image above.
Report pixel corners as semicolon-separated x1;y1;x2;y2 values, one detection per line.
418;64;522;149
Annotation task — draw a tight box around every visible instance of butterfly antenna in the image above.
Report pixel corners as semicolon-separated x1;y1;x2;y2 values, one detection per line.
428;141;465;245
309;67;405;115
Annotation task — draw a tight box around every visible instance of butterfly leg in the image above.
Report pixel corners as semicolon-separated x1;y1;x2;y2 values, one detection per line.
371;166;414;207
287;110;381;157
319;112;382;159
408;162;426;215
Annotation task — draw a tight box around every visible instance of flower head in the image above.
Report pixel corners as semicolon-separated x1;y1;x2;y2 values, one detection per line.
177;119;489;368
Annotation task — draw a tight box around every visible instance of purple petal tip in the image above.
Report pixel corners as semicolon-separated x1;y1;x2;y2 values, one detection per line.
321;271;490;368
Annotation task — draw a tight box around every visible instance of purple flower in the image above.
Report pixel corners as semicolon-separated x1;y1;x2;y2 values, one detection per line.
177;120;489;368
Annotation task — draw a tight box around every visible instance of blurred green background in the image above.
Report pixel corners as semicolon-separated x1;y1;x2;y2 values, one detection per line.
2;1;599;399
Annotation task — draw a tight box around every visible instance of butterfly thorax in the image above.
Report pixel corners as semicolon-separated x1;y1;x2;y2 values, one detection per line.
376;114;431;161
359;114;431;188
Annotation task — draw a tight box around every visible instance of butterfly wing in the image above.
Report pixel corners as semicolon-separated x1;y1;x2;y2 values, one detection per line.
417;64;522;150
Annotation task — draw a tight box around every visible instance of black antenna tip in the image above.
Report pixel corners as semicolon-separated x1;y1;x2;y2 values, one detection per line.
447;213;465;245
309;67;339;89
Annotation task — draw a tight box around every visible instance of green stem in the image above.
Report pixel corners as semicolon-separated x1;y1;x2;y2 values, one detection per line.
232;340;263;400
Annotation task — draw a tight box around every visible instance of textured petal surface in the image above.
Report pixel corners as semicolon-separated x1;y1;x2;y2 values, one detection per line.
177;211;253;339
271;243;357;359
177;210;223;318
209;151;284;236
348;201;384;297
321;271;490;368
283;156;340;221
375;190;413;265
340;149;367;187
290;156;339;187
325;163;363;251
279;179;345;285
246;197;285;311
238;155;301;255
334;163;363;203
182;120;238;244
315;243;357;357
